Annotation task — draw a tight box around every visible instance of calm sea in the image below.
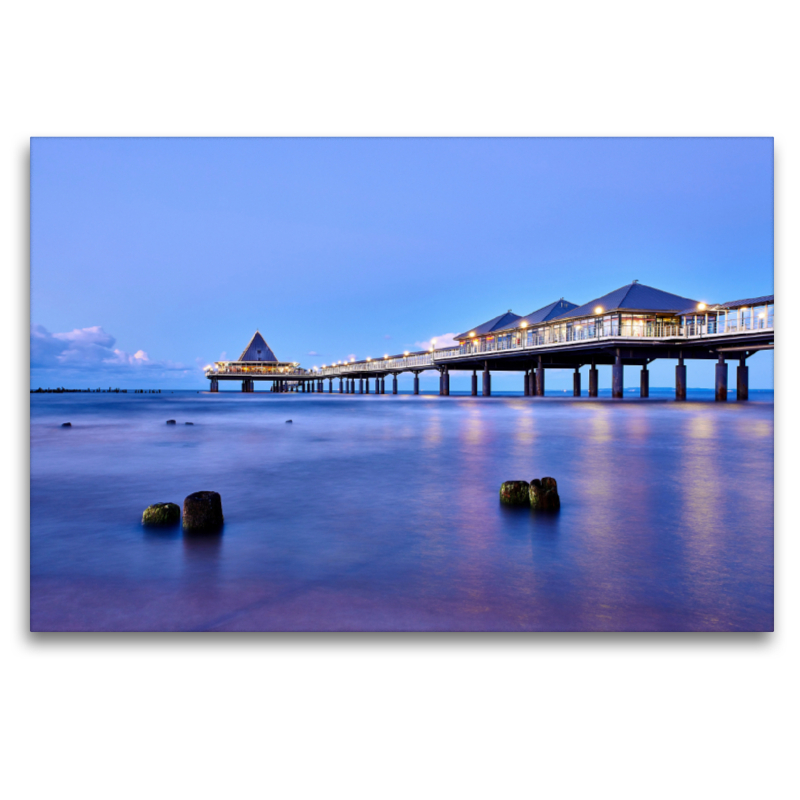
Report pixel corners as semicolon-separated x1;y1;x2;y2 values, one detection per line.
30;389;774;631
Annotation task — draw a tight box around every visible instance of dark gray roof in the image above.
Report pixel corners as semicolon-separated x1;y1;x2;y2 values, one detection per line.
720;294;773;309
552;282;699;320
455;310;522;341
238;331;278;362
499;299;579;331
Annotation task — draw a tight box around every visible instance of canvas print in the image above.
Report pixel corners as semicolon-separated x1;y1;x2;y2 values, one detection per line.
30;137;774;631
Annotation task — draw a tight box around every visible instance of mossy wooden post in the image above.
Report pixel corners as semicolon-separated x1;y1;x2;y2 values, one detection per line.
500;481;530;506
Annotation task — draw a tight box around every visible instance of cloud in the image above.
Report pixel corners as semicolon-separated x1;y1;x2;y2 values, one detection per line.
383;334;392;340
308;350;320;356
415;332;459;351
31;324;186;373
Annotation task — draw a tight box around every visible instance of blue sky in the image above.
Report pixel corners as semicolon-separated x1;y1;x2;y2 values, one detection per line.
30;137;773;391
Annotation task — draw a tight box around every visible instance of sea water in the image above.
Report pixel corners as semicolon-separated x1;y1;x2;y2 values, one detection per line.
30;389;774;631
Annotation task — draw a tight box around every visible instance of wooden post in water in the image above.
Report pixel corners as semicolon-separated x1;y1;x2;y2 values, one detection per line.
573;368;581;397
471;370;478;396
640;365;649;398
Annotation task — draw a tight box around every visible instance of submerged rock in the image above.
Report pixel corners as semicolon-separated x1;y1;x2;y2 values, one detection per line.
166;419;176;425
142;502;181;526
183;491;224;532
61;422;71;427
286;419;292;424
530;477;560;510
500;480;530;506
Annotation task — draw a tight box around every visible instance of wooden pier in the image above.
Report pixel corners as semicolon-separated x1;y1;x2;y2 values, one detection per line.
206;283;774;401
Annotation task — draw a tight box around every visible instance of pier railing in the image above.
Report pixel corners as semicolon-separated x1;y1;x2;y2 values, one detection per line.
313;311;773;378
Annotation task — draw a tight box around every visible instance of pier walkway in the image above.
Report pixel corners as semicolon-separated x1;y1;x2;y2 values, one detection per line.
206;283;773;401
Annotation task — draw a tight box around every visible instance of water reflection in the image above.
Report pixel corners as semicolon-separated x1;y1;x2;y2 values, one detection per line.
30;392;774;631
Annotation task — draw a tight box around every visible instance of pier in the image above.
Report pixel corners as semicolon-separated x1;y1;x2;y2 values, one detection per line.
206;282;773;400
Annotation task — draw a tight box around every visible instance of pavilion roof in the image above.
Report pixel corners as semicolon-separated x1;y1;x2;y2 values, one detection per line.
719;294;773;309
495;299;579;332
455;310;522;341
676;294;774;316
552;282;699;320
237;331;278;362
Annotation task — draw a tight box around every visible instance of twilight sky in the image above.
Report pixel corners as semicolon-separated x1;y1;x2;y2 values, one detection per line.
30;137;774;391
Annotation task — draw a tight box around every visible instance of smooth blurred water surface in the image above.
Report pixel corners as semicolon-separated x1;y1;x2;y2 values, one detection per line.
30;389;773;631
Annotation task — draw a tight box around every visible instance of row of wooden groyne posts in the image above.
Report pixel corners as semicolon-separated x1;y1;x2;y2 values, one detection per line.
205;282;774;402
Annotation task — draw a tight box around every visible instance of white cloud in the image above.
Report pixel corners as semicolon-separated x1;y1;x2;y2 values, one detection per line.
31;324;186;372
415;332;459;351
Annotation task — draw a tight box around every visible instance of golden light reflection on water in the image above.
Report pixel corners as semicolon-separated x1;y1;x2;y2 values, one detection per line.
746;419;773;439
514;411;535;447
688;413;716;440
587;404;612;443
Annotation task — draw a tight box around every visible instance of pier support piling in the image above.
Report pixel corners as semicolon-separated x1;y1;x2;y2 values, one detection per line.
210;378;219;393
612;353;623;399
471;370;478;396
359;378;364;394
443;367;450;396
524;370;530;396
737;356;749;401
536;358;545;397
392;374;398;395
573;368;581;397
482;363;491;397
413;372;420;395
676;355;687;401
339;378;343;393
715;354;728;401
640;366;649;398
589;363;598;397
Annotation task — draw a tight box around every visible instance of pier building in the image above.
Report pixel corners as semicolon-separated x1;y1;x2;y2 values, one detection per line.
205;282;773;400
207;331;307;393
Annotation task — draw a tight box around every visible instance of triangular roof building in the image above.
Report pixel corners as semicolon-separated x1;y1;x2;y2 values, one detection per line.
238;331;279;362
553;282;699;320
495;299;579;332
455;310;522;341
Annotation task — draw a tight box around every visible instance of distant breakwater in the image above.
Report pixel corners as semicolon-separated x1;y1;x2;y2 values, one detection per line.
31;388;163;394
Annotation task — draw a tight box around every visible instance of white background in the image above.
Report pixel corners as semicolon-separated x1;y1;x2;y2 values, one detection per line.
3;2;796;798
